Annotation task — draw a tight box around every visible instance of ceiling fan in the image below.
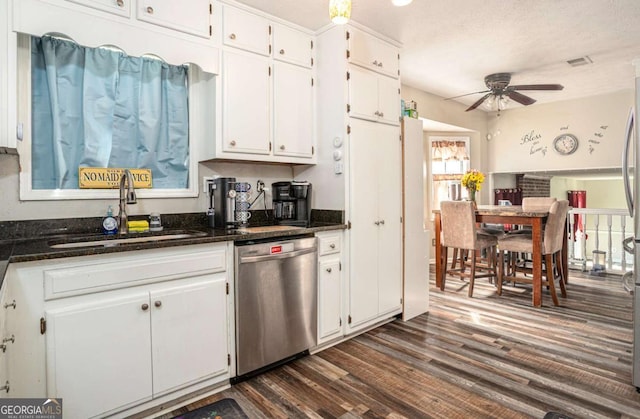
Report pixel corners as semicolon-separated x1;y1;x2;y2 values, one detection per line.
447;73;564;112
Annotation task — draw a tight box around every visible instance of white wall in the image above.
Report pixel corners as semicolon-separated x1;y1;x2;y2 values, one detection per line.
487;90;633;173
0;153;293;221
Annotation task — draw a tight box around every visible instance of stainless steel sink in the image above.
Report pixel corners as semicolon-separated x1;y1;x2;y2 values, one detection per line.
48;230;208;249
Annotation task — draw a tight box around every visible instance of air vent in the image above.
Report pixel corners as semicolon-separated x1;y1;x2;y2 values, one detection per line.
567;56;593;67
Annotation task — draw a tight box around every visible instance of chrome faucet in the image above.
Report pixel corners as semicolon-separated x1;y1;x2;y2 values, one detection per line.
118;169;137;235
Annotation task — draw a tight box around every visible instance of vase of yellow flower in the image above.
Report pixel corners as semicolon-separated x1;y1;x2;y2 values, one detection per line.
461;169;485;208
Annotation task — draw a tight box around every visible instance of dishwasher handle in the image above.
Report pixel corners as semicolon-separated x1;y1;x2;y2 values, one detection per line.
238;247;317;264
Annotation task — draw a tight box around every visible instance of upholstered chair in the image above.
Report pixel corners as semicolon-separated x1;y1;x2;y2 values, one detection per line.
440;200;498;297
497;200;569;306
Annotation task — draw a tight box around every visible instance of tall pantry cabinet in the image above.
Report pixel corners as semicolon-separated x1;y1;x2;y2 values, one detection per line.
306;23;402;335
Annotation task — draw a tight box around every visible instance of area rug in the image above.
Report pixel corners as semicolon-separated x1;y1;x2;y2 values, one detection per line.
173;398;249;419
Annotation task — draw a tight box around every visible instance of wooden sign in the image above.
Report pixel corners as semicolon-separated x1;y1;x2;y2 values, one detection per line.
78;168;153;189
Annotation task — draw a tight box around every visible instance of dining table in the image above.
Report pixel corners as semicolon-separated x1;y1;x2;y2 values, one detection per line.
433;204;568;307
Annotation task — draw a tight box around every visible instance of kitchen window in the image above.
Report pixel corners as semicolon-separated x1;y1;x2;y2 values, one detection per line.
430;136;470;210
16;34;201;200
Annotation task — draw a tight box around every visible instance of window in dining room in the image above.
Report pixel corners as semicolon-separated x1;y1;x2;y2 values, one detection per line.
430;136;470;211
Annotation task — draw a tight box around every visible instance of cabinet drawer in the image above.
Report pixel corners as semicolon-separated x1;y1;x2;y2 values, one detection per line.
222;5;270;55
137;0;212;39
43;246;226;300
272;23;313;68
318;234;341;256
65;0;131;18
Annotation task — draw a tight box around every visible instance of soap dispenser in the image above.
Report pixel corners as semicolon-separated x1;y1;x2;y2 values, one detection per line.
102;205;118;235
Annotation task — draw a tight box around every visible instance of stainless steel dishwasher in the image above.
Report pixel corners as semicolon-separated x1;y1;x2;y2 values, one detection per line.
234;235;317;377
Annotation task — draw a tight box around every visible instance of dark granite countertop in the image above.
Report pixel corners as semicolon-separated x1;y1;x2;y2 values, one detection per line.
0;210;346;287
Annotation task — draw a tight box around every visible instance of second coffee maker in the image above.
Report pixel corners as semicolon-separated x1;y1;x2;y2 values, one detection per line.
272;181;312;227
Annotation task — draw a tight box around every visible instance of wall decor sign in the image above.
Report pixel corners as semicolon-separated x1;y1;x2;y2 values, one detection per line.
78;168;153;189
520;130;547;156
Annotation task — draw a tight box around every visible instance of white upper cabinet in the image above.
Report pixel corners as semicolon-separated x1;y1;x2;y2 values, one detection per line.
222;4;270;56
137;0;212;38
66;0;131;17
272;23;313;68
273;61;314;158
348;26;399;79
222;49;271;155
349;65;400;126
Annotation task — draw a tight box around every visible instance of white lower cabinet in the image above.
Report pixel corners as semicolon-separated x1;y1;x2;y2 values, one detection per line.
316;232;344;345
4;243;232;418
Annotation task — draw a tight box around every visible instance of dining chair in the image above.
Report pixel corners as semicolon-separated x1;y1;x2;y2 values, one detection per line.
497;200;569;306
440;200;498;297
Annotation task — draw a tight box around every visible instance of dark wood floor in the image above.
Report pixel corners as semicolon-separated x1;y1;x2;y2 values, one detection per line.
164;269;640;419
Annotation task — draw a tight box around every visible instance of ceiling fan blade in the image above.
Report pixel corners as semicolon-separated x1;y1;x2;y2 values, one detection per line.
465;93;492;111
510;84;564;91
445;89;490;100
508;91;536;106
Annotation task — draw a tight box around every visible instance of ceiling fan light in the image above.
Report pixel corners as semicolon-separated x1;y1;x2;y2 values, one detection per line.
329;0;351;24
391;0;413;6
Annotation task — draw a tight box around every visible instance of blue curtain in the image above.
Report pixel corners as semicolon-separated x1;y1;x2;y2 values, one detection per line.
31;36;189;189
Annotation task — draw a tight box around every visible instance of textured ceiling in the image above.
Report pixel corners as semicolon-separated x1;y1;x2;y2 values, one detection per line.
234;0;640;111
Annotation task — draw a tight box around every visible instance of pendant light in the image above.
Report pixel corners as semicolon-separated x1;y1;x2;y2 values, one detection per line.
329;0;351;25
391;0;413;5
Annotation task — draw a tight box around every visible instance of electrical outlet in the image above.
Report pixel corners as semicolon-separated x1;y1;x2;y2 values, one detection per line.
203;177;215;195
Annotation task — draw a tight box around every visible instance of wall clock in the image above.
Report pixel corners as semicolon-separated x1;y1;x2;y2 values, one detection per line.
552;133;579;155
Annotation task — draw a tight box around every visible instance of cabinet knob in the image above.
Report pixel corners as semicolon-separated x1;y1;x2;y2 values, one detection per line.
329;243;336;249
326;267;332;273
116;0;124;7
230;140;237;146
378;112;384;117
374;221;380;226
378;62;383;67
146;6;153;14
229;33;236;40
372;60;378;66
379;220;385;225
154;300;162;308
141;303;149;311
279;49;285;55
280;145;285;150
374;111;380;116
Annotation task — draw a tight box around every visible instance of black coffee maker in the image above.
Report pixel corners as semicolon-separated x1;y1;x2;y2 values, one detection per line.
272;181;312;227
212;177;237;229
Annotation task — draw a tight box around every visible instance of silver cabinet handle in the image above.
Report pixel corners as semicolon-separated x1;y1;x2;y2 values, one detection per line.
279;49;285;55
329;243;336;249
141;303;149;311
326;267;332;273
230;140;236;146
154;300;162;308
116;0;124;7
229;33;236;40
146;6;153;14
280;145;285;150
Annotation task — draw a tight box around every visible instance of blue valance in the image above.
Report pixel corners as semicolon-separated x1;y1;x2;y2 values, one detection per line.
31;36;190;189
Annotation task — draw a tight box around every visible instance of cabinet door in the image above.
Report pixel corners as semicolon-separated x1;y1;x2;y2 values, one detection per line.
348;26;399;78
273;62;314;158
223;5;270;55
45;292;153;419
66;0;131;17
318;258;342;342
272;23;313;68
150;275;228;395
223;50;271;155
377;75;400;126
348;119;381;327
376;124;403;314
138;0;211;38
349;66;379;122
